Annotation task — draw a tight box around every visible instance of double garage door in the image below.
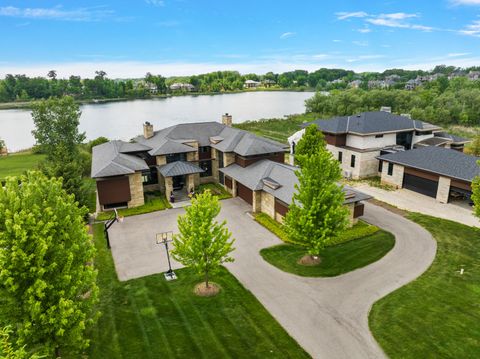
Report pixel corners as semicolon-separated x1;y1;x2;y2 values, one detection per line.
403;173;438;198
237;182;253;205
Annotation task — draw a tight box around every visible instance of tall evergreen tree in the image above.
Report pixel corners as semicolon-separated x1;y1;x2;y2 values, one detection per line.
284;147;349;260
0;172;99;357
172;190;235;293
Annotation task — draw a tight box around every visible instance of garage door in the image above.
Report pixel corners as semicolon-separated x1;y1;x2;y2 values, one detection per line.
403;173;438;198
237;182;253;205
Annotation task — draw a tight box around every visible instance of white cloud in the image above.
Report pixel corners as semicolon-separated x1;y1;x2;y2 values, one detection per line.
145;0;165;6
447;52;470;57
346;54;385;63
0;5;114;21
332;39;342;42
450;0;480;5
357;28;371;33
280;32;296;39
335;11;368;20
352;40;369;46
459;20;480;36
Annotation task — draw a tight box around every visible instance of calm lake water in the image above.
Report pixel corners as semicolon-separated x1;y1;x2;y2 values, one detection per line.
0;91;313;152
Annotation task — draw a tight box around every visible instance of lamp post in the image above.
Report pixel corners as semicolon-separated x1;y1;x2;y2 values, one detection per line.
156;231;177;281
104;208;123;249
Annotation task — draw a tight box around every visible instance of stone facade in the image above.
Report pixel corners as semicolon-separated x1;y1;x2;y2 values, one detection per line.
326;144;380;179
156;155;167;166
252;191;262;213
261;192;275;218
380;162;404;188
346;203;358;226
275;212;285;223
224;152;236;167
164;177;173;201
127;172;145;208
436;176;451;204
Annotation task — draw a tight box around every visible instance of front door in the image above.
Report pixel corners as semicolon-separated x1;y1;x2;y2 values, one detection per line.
172;175;185;190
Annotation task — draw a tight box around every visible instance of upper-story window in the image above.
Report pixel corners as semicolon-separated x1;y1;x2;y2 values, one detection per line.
350;154;356;168
415;130;432;136
375;134;384;138
166;153;187;163
199;146;210;153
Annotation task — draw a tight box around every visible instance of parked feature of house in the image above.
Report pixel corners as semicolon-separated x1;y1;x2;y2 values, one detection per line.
288;110;470;179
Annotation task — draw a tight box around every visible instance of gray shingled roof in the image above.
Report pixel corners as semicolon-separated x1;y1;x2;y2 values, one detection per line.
303;111;441;135
377;146;480;182
157;161;204;177
220;160;371;205
414;137;451;147
434;132;470;144
91;140;149;178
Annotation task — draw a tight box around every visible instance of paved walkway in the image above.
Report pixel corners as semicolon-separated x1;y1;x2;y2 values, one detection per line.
353;183;480;228
109;198;437;359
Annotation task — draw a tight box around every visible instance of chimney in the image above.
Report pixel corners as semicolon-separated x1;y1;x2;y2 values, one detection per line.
380;106;392;113
143;121;154;139
222;113;232;127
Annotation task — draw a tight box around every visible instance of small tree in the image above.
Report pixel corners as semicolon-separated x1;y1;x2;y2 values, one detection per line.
284;148;349;262
469;134;480;156
0;172;99;356
172;190;235;294
295;123;325;165
471;161;480;218
1;326;44;359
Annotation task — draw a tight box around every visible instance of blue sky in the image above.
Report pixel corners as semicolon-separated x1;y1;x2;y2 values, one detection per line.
1;0;480;78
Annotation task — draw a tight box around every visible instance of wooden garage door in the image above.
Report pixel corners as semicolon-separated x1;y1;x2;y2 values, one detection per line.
403;173;438;198
237;182;253;205
97;176;131;205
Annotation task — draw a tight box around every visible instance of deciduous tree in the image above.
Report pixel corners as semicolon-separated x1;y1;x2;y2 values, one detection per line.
172;190;235;292
0;172;99;357
294;123;325;165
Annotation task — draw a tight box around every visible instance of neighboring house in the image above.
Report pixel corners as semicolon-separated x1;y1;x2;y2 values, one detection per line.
348;80;362;88
405;78;422;90
467;71;480;81
91;114;371;225
262;79;276;87
169;83;196;91
244;79;261;88
146;83;158;94
220;160;371;225
288;110;469;179
378;146;480;203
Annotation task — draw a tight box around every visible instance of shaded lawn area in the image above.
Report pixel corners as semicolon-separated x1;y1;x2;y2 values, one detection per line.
369;213;480;359
0;152;46;180
80;224;310;359
198;182;232;200
260;230;394;277
96;191;172;221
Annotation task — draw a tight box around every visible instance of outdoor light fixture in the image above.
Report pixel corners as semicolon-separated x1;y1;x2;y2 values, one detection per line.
156;231;177;281
104;208;123;249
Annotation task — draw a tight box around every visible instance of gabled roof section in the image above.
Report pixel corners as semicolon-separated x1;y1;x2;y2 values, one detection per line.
377;146;480;182
118;141;152;153
303;111;441;135
91;140;149;178
149;139;197;156
434;132;470;144
220;160;371;205
157;161;204;177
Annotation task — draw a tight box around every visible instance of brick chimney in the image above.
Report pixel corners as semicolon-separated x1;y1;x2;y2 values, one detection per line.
222;113;232;127
143;121;154;139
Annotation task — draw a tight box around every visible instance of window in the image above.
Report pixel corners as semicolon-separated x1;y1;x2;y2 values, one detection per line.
166;152;187;163
388;163;394;176
199;160;212;177
142;167;158;185
199;146;210;153
415;130;432;136
378;160;383;173
338;151;343;163
350;154;356;168
375;134;384;138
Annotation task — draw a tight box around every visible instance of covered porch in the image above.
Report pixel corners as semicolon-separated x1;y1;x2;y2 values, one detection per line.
157;161;205;204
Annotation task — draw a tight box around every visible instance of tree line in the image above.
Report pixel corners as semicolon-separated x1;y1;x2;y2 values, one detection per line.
306;76;480;126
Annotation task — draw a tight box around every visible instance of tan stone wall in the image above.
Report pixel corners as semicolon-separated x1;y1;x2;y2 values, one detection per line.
252;191;262;213
231;179;237;197
158;174;166;193
156;155;167;166
185;174;200;191
358;151;381;178
127;172;145;208
164;177;173;201
224;152;236;167
326;144;380;179
275;212;285;223
261;191;275;219
346;203;358;226
212;150;219;181
436;176;451;203
380;162;404;188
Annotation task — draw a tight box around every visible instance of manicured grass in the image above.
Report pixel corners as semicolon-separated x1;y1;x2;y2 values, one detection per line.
198;182;232;200
96;191;172;221
369;213;480;358
77;224;310;358
254;212;379;247
260;230;394;277
0;152;46;180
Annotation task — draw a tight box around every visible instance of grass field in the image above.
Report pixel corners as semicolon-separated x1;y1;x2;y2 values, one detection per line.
260;230;394;277
78;224;310;359
0;152;46;180
198;182;232;200
369;213;480;358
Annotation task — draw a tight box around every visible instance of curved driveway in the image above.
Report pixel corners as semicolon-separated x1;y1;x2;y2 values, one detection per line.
221;198;437;359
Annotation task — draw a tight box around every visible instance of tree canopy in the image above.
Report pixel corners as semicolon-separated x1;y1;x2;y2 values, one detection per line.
294;124;325;165
0;172;99;356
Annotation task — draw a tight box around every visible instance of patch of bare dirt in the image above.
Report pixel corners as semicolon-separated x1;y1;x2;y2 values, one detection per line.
368;199;408;217
298;254;321;266
194;282;221;297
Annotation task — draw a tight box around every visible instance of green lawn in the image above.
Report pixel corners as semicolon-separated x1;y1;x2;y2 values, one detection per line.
369;213;480;358
198;182;232;200
77;224;310;358
0;152;46;180
260;230;394;277
96;191;172;221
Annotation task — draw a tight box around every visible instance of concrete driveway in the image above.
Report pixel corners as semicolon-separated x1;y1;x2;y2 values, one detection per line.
109;198;436;359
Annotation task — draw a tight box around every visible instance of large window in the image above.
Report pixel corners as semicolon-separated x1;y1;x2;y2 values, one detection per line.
199;160;212;177
387;163;394;176
166;152;187;163
142;167;158;185
350;154;356;168
217;150;224;184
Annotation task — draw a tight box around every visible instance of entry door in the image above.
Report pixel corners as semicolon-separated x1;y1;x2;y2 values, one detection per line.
403;173;438;198
172;175;185;190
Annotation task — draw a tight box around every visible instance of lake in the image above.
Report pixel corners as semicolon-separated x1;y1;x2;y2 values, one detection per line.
0;91;313;152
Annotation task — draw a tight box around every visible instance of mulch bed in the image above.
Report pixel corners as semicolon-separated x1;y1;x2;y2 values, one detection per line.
297;254;321;266
194;282;221;297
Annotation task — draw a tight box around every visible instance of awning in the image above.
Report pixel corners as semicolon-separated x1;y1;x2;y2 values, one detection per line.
157;161;205;177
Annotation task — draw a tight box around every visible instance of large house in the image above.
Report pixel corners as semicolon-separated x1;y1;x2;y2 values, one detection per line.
288;110;469;180
91;114;371;224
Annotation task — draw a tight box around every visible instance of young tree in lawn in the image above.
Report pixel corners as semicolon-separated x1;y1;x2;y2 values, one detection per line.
294;123;325;166
471;161;480;218
284;147;349;263
172;190;235;294
0;172;99;357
